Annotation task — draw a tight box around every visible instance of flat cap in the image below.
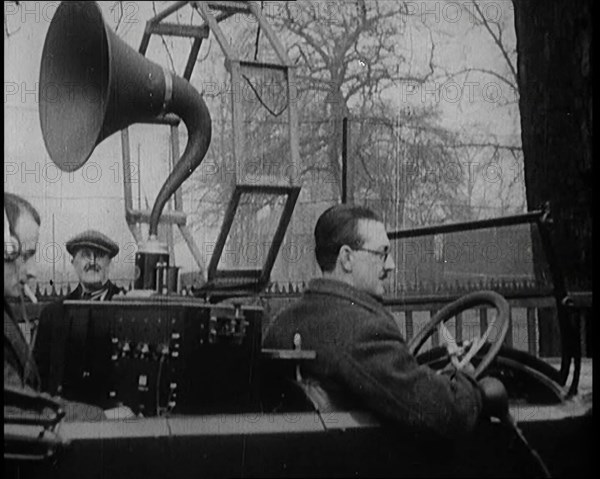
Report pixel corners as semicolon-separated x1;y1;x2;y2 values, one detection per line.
66;230;119;258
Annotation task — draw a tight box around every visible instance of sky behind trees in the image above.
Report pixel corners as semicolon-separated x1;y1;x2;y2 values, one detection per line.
4;1;524;287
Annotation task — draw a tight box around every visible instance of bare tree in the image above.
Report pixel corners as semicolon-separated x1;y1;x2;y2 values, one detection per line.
436;0;524;217
268;0;435;193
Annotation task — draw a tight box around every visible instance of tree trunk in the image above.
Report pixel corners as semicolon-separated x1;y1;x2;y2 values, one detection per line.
513;1;592;356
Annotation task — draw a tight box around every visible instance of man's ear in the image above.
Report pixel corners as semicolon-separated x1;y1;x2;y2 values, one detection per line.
338;245;353;273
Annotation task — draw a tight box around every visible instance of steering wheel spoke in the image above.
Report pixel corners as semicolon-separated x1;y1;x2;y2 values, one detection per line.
457;335;485;368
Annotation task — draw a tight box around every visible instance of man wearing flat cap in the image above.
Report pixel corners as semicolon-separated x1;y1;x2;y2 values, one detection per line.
33;230;126;394
64;230;125;300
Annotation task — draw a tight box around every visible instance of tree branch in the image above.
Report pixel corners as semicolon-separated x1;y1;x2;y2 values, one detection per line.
471;1;518;87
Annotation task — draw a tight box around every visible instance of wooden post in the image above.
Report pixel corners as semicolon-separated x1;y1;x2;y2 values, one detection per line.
538;307;561;357
431;309;439;348
456;312;463;343
479;308;488;336
405;311;414;342
504;307;513;347
526;308;537;355
341;117;349;203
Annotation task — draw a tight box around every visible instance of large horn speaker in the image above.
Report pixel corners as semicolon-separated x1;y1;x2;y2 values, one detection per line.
39;1;211;238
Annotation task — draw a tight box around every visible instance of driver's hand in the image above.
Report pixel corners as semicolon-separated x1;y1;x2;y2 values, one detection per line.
459;361;476;377
439;359;476;377
478;376;508;419
440;343;476;377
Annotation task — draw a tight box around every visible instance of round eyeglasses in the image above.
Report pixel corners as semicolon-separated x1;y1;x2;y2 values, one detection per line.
353;248;389;262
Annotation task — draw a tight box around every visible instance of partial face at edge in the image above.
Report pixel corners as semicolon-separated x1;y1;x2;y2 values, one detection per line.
3;212;40;298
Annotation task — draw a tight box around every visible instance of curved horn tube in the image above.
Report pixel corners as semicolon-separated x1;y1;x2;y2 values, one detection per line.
38;1;212;236
149;74;211;237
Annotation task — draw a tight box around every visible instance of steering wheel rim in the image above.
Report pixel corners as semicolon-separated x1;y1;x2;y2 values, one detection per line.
408;290;510;379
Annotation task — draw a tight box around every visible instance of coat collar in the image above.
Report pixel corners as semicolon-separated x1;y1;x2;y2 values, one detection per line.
305;278;392;317
67;280;120;300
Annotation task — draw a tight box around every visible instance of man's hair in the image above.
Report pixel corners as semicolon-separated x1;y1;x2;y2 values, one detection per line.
314;204;382;272
5;193;41;234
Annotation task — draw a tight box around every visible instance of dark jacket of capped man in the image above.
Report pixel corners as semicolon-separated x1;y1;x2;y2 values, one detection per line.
263;278;484;440
64;281;125;301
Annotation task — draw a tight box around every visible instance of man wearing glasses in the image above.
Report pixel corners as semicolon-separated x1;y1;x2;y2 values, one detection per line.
264;204;498;440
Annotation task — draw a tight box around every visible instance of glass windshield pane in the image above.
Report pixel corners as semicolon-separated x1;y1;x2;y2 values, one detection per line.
217;192;287;271
387;222;551;297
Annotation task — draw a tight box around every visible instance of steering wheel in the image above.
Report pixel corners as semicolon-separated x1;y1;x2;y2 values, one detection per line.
408;291;510;379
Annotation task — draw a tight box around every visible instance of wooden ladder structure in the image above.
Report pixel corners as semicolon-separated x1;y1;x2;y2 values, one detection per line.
119;1;299;279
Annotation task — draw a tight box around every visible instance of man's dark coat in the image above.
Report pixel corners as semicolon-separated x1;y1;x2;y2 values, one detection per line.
33;281;125;395
64;281;126;300
264;278;483;439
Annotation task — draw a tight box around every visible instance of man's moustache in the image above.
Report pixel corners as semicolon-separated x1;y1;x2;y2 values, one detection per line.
84;265;101;272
